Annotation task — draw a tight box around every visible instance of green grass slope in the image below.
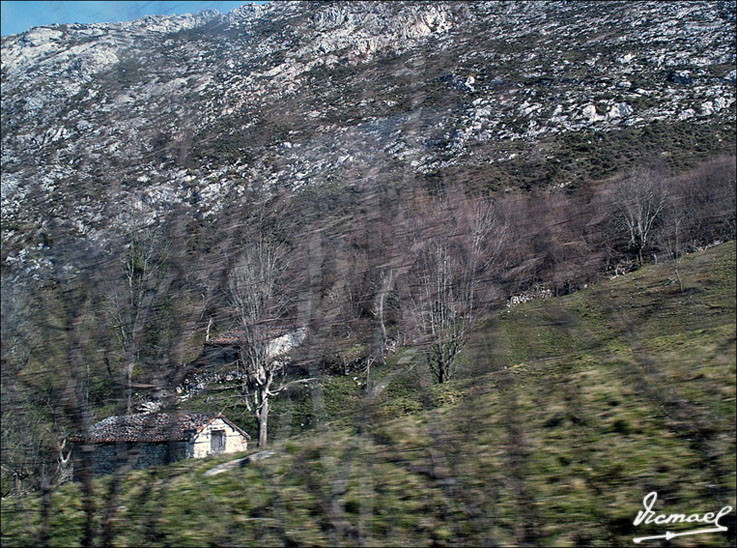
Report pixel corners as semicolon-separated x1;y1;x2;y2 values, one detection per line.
2;242;735;547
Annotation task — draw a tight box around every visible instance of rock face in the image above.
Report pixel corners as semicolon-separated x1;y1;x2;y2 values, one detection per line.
1;1;735;277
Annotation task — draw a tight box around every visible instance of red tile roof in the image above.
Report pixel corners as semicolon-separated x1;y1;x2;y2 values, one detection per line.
71;412;250;443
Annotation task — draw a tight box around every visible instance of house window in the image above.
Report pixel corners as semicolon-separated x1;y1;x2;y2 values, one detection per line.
211;430;226;452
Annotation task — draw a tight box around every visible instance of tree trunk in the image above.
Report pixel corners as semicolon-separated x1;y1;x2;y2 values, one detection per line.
674;220;683;293
674;260;683;293
39;474;51;548
376;269;393;350
258;398;269;448
125;362;133;414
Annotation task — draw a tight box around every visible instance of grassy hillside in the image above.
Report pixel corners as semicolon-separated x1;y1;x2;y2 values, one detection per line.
2;242;735;547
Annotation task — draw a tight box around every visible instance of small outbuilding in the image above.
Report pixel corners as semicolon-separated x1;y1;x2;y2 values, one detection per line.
72;411;250;475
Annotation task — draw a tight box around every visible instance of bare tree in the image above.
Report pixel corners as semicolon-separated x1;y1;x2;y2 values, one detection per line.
107;227;170;414
679;156;736;246
228;229;313;447
0;281;39;497
404;191;505;383
613;167;668;265
656;181;691;293
0;401;46;497
365;266;395;388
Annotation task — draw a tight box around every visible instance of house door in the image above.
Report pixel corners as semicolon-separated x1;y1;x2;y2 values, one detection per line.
211;430;226;452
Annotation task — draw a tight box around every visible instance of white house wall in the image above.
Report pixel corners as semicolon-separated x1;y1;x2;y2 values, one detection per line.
188;418;248;458
266;328;307;359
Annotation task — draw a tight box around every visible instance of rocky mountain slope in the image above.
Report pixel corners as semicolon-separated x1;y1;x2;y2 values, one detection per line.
2;1;735;277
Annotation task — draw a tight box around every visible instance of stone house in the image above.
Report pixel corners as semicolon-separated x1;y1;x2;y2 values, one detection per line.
72;411;250;476
203;324;307;363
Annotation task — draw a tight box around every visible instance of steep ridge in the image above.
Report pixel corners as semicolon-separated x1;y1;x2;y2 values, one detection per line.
2;1;735;275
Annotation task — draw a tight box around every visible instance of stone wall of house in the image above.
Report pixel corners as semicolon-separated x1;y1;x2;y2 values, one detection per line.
75;441;189;476
188;418;248;458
